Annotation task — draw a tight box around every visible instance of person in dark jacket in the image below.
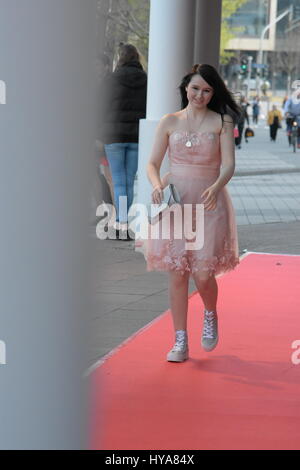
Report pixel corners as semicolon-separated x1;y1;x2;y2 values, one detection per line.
100;43;147;239
235;95;249;149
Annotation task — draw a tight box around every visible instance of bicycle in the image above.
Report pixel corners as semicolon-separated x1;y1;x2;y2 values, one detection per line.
286;114;300;152
291;119;298;153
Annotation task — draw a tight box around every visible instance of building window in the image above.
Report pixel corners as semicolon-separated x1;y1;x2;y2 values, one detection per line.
227;0;270;38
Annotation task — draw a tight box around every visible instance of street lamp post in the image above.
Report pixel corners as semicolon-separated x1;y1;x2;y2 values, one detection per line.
256;6;293;96
246;55;253;99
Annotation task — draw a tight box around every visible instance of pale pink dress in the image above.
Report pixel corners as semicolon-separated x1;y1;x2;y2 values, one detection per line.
136;129;240;277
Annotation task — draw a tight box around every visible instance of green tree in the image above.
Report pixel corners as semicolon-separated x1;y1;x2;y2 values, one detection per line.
99;0;249;69
98;0;149;70
220;0;248;65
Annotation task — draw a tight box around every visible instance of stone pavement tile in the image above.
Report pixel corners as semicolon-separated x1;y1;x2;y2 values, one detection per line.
89;342;124;364
235;209;248;216
122;292;170;312
254;198;277;210
92;309;158;337
243;209;266;216
96;274;168;295
104;259;146;279
271;195;297;213
281;198;300;211
89;309;166;363
232;198;244;210
236;215;250;225
247;215;265;224
94;248;133;265
279;215;299;222
262;215;282;223
92;292;146;316
239;196;261;210
237;221;300;254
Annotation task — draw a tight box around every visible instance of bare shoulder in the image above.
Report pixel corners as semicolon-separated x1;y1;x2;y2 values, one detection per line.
205;109;223;133
158;111;184;136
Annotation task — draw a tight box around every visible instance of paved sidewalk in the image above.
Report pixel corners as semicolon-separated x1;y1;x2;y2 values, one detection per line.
234;125;300;175
88;123;300;369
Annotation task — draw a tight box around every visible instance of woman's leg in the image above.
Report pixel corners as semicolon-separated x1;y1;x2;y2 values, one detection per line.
192;272;218;312
167;270;190;361
168;271;190;331
125;143;139;212
104;143;127;224
193;272;219;352
237;123;244;147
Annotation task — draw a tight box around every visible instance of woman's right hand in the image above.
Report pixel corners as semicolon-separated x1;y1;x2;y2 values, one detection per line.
151;185;164;204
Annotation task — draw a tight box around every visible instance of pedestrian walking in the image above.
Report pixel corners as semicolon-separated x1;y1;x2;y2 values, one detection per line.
267;105;282;142
284;94;300;148
100;43;147;239
97;53;114;205
282;95;288;109
252;96;260;125
142;64;241;362
235;95;249;149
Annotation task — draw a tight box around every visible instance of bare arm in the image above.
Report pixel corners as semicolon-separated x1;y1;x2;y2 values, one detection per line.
147;115;172;203
212;114;235;192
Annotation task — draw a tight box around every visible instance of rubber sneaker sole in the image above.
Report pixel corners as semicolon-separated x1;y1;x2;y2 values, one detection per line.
167;348;189;362
201;333;219;351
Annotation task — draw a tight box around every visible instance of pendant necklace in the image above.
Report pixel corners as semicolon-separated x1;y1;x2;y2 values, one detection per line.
185;107;207;148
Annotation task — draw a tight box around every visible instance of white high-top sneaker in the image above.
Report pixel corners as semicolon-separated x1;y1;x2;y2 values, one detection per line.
167;330;189;362
201;310;218;352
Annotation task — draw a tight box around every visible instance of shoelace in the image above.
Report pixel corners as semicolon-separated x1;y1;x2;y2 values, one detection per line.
203;312;217;339
172;331;188;352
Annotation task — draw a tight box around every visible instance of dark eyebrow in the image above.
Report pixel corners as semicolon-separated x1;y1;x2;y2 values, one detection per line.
192;85;212;90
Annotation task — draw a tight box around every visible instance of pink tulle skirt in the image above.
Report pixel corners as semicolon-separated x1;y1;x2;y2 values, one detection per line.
136;164;240;278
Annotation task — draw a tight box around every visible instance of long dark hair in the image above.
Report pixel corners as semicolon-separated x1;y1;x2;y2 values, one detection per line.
116;43;142;68
179;64;241;123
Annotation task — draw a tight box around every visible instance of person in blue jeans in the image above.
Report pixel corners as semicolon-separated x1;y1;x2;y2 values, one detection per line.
104;142;138;228
100;43;147;240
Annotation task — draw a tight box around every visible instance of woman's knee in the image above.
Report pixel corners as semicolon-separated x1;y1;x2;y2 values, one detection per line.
169;271;189;288
193;273;215;290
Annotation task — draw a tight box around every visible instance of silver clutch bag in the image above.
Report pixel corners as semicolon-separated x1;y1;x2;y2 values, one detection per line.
148;183;181;224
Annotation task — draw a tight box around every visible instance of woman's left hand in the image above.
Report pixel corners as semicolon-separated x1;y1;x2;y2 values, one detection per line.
201;185;220;211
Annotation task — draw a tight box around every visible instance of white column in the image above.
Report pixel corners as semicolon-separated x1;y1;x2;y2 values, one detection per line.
137;0;196;208
194;0;222;68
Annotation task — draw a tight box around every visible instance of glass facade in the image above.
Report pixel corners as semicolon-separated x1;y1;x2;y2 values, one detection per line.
276;0;300;37
224;0;300;92
227;0;270;38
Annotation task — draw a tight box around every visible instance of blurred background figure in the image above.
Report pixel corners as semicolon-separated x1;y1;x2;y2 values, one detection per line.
100;43;147;239
252;96;260;126
98;53;114;205
90;53;114;226
235;95;249;149
282;95;289;109
267;105;282;142
284;92;300;148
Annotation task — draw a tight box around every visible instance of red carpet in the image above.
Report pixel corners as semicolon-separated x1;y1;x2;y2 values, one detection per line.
90;252;300;450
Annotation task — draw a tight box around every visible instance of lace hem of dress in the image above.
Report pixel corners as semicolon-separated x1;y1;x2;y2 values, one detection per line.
146;237;240;276
147;252;240;276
